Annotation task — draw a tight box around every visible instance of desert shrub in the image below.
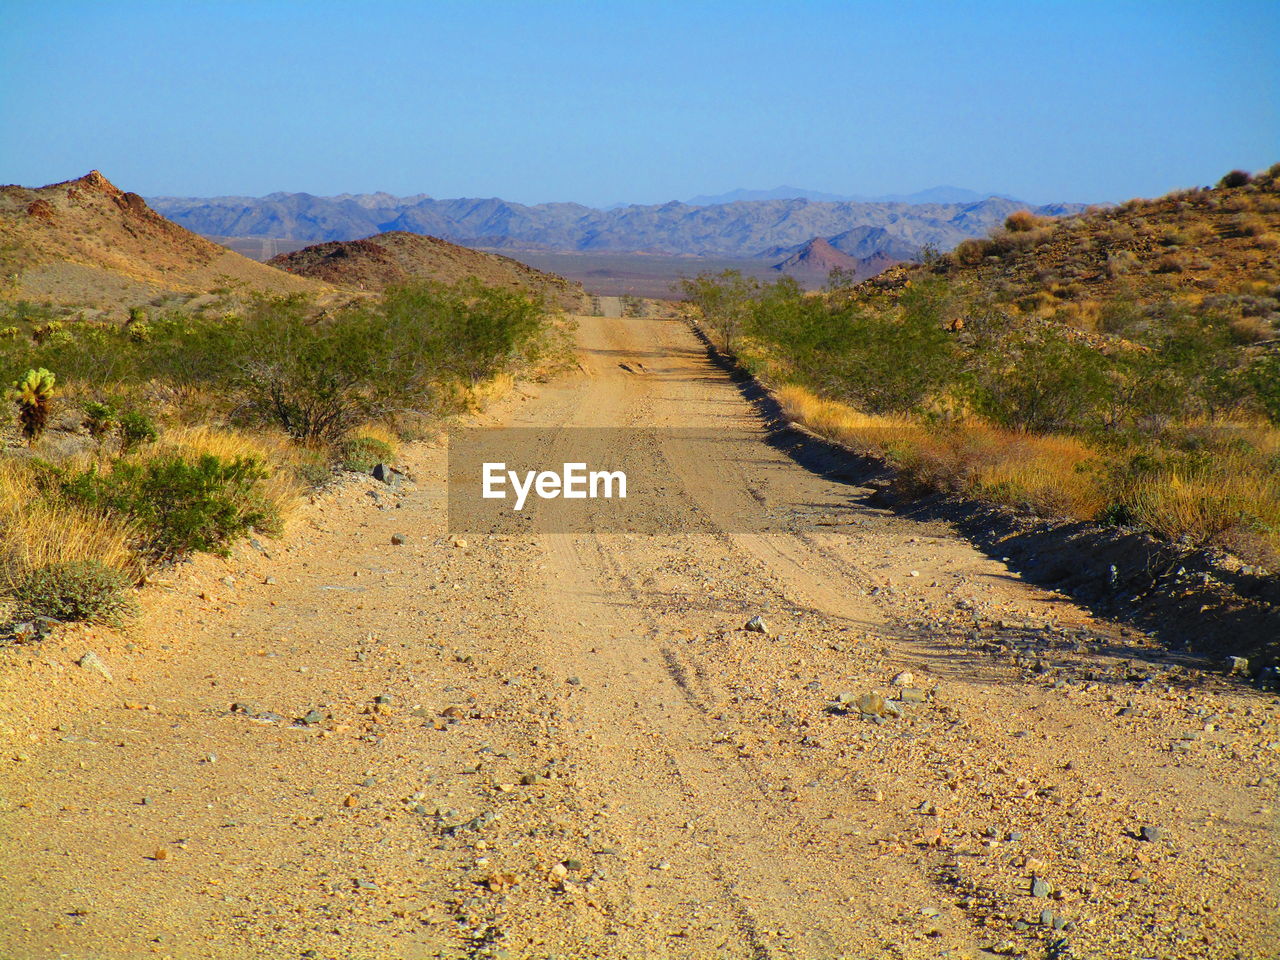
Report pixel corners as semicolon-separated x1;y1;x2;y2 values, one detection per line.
62;452;279;560
1247;352;1280;424
1229;315;1272;344
952;238;989;266
969;326;1112;432
10;560;138;626
293;453;333;488
1219;170;1253;189
679;270;762;351
82;400;118;440
1231;213;1268;237
741;276;961;415
1106;250;1139;278
117;410;158;451
338;435;395;472
1100;444;1280;551
1005;210;1046;232
238;282;548;443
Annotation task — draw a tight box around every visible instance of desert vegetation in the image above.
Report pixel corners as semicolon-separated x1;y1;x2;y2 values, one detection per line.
0;280;564;629
682;165;1280;565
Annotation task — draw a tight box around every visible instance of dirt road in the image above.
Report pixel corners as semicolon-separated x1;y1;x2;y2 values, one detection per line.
2;313;1278;959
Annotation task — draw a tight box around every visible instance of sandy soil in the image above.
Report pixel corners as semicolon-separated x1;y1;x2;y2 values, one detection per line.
1;309;1277;959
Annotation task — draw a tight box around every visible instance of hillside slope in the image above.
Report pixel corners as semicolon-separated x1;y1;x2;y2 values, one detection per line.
868;166;1280;329
267;231;590;311
149;190;1087;260
0;171;325;310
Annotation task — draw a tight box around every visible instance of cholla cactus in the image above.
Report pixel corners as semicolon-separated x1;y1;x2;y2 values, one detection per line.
11;368;56;444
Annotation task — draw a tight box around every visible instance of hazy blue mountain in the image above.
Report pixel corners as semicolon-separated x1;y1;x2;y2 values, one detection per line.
686;185;1015;205
148;190;1087;260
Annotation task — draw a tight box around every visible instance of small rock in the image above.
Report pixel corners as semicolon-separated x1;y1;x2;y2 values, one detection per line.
1139;825;1164;842
857;692;886;717
744;616;769;634
77;651;113;681
1031;877;1050;898
390;533;408;545
899;687;927;703
891;671;914;686
1226;656;1249;676
371;463;397;484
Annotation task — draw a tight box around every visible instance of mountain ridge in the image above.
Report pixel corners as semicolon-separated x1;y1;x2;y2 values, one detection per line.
0;170;325;310
267;231;590;311
686;184;1014;205
148;191;1089;262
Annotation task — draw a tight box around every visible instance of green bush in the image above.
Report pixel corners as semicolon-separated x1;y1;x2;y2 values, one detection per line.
679;270;761;351
0;282;551;446
82;400;118;440
11;560;139;626
238;282;548;443
63;453;279;560
969;326;1112;432
338;435;395;472
117;411;158;451
1248;352;1280;424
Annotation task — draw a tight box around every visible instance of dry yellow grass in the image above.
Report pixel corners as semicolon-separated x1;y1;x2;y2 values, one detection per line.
0;461;141;584
775;383;925;452
777;384;1105;520
1121;451;1280;556
154;425;303;522
465;371;516;410
776;383;1280;562
349;422;401;454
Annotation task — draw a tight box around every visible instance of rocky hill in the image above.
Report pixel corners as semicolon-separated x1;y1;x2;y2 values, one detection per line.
268;231;590;311
771;237;899;284
148;191;1087;261
0;171;325;310
867;164;1280;330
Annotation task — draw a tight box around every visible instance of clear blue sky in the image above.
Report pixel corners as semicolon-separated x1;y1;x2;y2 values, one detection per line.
1;0;1277;206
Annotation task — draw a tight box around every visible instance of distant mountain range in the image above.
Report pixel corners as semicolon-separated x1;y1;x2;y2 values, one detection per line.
147;190;1088;262
686;185;1016;205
